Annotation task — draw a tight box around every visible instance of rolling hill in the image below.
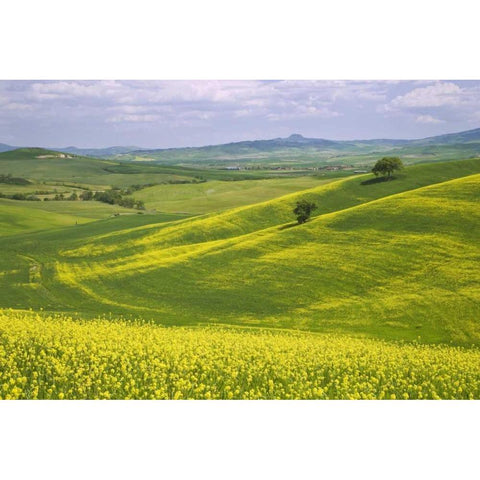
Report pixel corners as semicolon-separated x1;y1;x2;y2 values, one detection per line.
1;158;479;345
0;198;146;236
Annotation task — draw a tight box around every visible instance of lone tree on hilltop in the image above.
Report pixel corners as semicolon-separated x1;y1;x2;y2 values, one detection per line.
293;199;317;224
372;157;403;179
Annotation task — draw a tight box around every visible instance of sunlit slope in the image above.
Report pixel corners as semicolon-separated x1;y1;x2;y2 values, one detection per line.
2;158;480;343
0;198;95;235
54;157;480;256
0;148;196;187
0;148;116;182
53;173;480;344
0;211;192;311
0;198;141;235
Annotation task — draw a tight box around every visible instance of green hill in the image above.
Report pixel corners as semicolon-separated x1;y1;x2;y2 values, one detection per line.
0;198;146;235
0;198;96;235
0;148;204;187
1;158;479;345
45;173;479;344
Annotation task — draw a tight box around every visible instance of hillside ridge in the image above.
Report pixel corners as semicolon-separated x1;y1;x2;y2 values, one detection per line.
2;126;480;158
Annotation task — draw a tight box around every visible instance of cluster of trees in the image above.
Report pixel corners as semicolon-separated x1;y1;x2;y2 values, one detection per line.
0;192;41;201
165;178;206;185
81;189;145;210
43;188;145;209
44;192;79;201
120;184;155;195
0;174;32;185
3;186;144;210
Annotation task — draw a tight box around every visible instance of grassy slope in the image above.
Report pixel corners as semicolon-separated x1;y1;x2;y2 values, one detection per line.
0;148;203;187
48;173;480;344
135;176;336;214
99;157;480;248
1;158;479;345
0;198;147;235
0;212;193;311
0;199;95;235
0;148;116;181
0;183;64;195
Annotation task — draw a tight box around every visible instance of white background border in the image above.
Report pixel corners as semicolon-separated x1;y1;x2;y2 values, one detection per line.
1;1;479;478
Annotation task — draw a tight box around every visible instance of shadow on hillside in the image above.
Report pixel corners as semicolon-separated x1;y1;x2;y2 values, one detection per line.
278;222;299;231
361;176;399;186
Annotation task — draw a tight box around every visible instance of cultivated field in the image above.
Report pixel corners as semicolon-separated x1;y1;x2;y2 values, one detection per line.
2;310;479;400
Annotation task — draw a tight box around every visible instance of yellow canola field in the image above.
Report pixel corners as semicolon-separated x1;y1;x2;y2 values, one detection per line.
1;310;479;400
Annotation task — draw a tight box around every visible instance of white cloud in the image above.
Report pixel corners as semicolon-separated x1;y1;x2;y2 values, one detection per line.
390;82;464;108
383;81;480;130
2;80;480;148
107;114;162;123
1;102;34;111
29;80;123;101
266;105;342;121
2;80;391;125
416;114;444;124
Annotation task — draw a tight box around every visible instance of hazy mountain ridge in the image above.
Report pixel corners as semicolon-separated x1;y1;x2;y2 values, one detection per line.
0;143;19;153
126;128;480;156
60;145;144;156
2;127;480;164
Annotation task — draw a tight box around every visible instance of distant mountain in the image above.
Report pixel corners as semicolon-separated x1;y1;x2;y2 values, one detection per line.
0;143;18;153
130;128;480;156
412;127;480;145
121;128;480;164
58;146;144;157
2;127;480;163
135;134;344;156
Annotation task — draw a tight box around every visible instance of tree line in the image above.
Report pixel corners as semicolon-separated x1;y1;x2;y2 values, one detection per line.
1;187;145;210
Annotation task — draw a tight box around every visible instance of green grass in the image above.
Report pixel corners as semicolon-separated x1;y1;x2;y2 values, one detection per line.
135;176;337;214
0;199;96;235
37;173;477;344
1;158;479;345
0;183;64;195
0;198;190;236
0;198;141;235
0;151;196;188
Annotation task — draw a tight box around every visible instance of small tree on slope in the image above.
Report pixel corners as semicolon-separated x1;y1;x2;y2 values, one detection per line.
293;199;317;224
372;157;404;178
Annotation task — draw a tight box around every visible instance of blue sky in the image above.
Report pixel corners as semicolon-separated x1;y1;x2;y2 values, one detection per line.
1;80;480;148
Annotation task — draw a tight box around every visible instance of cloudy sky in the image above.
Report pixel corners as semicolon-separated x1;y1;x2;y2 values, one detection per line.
1;80;480;148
